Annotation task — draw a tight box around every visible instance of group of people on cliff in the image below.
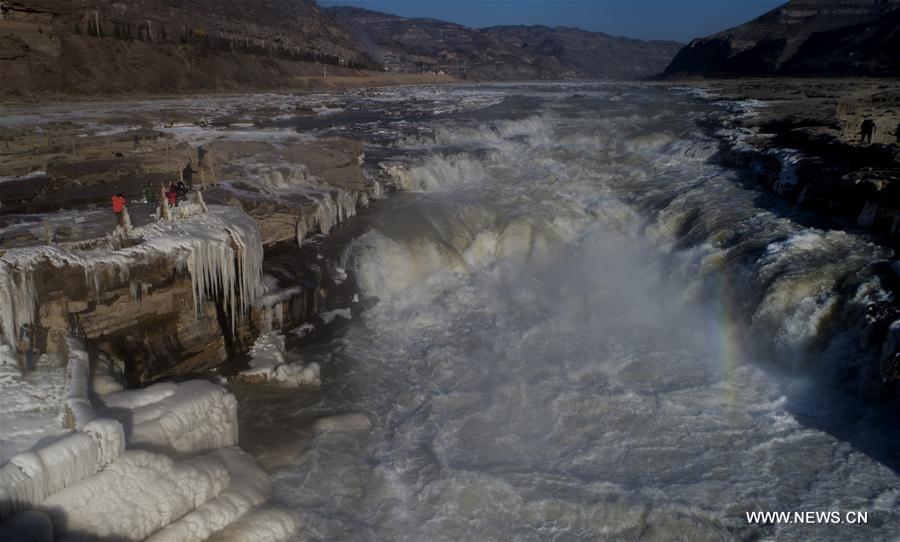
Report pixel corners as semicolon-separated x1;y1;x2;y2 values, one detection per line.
109;148;205;227
112;177;190;226
141;178;190;211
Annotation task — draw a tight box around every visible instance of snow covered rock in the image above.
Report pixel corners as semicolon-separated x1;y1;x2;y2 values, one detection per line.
1;445;292;542
33;433;103;495
41;449;230;541
100;381;178;410
99;380;239;457
237;332;321;386
0;419;124;520
0;459;42;519
0;351;67;463
290;322;315;338
0;380;290;541
207;508;297;542
83;418;126;467
273;362;321;387
90;353;125;396
145;447;278;542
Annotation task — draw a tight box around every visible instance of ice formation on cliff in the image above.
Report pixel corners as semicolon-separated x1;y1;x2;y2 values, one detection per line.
253;276;302;333
296;189;364;246
0;346;67;463
64;336;95;429
0;205;264;347
0;252;38;350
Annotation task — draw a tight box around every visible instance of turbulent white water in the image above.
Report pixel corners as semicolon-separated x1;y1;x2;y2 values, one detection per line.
263;84;899;540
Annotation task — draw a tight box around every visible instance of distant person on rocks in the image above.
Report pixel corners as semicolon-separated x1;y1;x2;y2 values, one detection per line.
111;193;127;227
197;146;208;168
18;323;34;371
176;180;188;200
860;118;876;144
182;162;198;188
142;181;158;213
166;183;178;207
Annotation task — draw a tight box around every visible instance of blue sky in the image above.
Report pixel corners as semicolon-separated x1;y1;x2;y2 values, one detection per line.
319;0;784;43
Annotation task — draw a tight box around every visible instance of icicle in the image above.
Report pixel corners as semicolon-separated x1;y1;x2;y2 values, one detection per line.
0;258;37;348
273;303;283;329
1;206;264;345
371;180;385;200
121;207;132;232
858;201;877;227
296;216;309;247
183;208;263;333
196;190;209;213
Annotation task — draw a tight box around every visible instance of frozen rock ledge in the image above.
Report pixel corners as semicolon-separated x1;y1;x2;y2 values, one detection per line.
0;204;266;384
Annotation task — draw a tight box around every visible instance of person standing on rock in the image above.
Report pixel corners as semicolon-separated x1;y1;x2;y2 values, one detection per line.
182;162;198;188
166;183;178;207
176;180;188;200
860;118;876;144
111;193;127;227
143;181;158;214
196;146;210;187
18;323;34;372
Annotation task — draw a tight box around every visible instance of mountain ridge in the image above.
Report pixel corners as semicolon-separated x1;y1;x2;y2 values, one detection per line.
327;6;683;80
663;0;900;76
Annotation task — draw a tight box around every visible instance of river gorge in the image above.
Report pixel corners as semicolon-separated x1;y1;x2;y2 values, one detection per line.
1;83;899;540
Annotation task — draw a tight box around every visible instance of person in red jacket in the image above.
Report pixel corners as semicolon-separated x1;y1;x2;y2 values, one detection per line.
165;183;178;207
111;193;127;227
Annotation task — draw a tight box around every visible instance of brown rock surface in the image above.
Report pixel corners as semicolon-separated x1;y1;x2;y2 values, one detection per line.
0;0;453;99
699;78;900;233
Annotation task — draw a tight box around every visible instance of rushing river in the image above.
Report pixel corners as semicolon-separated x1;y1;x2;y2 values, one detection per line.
254;84;900;541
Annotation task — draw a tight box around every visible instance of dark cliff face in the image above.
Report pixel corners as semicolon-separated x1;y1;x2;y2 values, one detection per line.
327;7;682;80
663;0;900;77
